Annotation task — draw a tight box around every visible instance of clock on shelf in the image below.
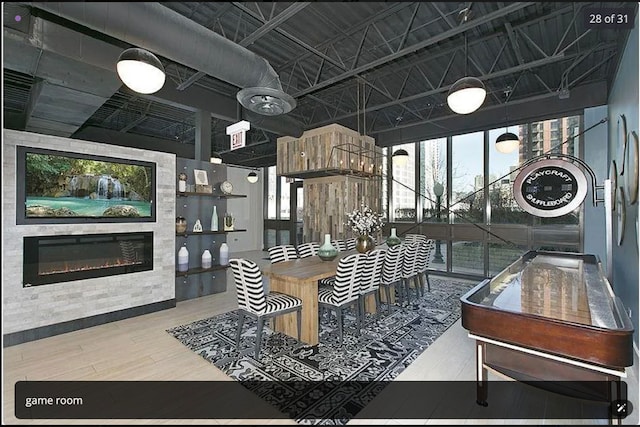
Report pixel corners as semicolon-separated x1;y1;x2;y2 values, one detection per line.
220;180;234;195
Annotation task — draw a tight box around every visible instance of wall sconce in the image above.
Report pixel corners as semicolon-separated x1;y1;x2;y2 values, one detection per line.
247;171;259;184
116;48;165;94
392;149;409;166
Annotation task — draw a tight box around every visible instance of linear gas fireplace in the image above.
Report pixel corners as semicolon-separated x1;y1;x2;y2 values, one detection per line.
23;232;153;287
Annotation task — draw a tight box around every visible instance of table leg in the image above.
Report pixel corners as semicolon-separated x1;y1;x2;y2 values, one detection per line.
269;277;319;346
476;340;488;407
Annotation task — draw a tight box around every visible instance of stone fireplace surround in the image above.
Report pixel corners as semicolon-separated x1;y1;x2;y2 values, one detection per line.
2;129;176;346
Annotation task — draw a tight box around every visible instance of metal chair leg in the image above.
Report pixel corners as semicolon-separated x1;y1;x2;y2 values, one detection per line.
374;291;381;318
426;272;431;292
336;307;343;345
255;316;264;358
296;308;302;341
384;286;392;315
236;310;245;350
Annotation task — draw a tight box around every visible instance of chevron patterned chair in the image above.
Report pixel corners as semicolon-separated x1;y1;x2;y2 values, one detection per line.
296;241;320;258
400;242;420;304
416;239;436;294
268;244;298;263
379;244;404;314
358;248;387;323
318;253;367;345
229;258;302;358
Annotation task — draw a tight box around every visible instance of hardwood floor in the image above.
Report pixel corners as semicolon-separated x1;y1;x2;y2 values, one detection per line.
3;251;638;425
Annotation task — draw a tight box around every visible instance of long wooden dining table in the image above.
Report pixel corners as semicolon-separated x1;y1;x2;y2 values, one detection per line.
261;247;391;346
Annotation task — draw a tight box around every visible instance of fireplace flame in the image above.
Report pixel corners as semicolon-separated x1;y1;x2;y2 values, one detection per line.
39;258;142;276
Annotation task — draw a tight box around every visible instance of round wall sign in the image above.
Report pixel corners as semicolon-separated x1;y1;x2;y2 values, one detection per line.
513;159;588;218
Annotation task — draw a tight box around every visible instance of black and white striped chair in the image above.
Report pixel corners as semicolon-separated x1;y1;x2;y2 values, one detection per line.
400;242;420;304
331;239;348;252
358;248;387;323
379;244;404;314
344;238;356;251
296;242;319;258
318;253;367;345
268;244;298;263
404;233;427;244
416;239;436;294
229;258;302;358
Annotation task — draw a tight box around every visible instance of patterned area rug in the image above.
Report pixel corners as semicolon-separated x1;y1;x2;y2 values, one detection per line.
167;277;475;425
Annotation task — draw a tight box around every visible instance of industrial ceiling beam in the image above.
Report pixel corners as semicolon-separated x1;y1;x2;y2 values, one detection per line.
292;2;535;97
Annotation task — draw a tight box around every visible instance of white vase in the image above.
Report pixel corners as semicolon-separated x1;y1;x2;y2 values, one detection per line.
177;246;189;272
219;243;229;266
201;249;212;269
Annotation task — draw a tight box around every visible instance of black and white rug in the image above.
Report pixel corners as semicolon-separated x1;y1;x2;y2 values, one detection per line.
167;277;475;425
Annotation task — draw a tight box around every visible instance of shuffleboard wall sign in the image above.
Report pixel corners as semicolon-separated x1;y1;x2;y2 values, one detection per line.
513;158;588;217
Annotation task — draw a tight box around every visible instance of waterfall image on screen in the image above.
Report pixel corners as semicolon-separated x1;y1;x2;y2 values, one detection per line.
19;147;155;221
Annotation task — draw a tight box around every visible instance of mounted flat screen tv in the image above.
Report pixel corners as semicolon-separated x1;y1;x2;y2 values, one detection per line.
16;146;156;224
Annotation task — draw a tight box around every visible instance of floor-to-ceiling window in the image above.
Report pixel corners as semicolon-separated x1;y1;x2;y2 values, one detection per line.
384;114;584;278
390;143;416;222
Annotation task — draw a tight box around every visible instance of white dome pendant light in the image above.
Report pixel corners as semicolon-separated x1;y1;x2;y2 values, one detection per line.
447;7;486;115
495;88;520;154
117;48;166;94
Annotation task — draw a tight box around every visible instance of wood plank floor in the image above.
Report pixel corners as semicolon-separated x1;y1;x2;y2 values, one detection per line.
3;251;638;425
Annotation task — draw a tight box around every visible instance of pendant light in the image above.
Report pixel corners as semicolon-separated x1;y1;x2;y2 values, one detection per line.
495;88;520;154
447;8;486;115
116;48;166;94
392;149;409;166
247;171;259;183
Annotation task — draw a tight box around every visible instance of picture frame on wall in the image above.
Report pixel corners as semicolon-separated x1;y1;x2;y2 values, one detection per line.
193;169;209;186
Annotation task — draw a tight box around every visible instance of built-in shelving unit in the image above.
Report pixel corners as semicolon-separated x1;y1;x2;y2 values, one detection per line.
175;158;246;302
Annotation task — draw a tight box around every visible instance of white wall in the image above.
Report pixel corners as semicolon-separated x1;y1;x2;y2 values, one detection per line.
225;166;264;253
2;130;176;335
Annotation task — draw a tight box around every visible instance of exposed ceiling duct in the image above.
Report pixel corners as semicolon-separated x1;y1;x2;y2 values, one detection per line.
3;10;124;137
24;1;303;137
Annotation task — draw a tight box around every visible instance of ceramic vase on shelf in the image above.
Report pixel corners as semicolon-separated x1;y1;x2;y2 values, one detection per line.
178;172;187;193
318;234;338;261
175;216;187;234
177;246;189;272
355;234;375;253
201;249;212;269
219;243;229;266
386;228;401;247
210;205;218;231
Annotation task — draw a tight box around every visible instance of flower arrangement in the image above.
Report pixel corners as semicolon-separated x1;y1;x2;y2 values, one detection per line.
346;204;385;236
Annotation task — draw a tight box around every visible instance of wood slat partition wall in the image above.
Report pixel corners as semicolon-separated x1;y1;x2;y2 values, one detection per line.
277;123;382;177
276;123;383;243
302;174;382;243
